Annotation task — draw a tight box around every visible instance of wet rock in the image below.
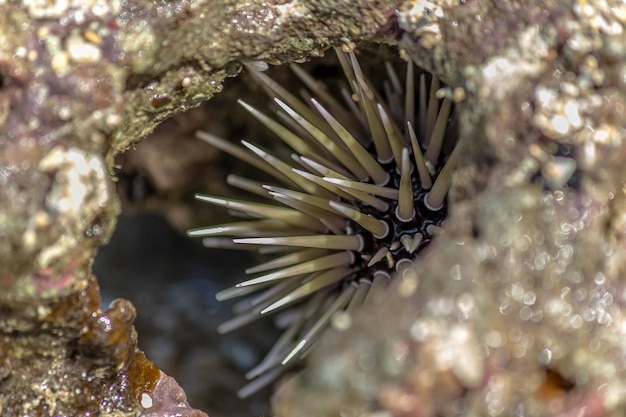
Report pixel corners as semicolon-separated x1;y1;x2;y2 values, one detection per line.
2;0;625;416
274;1;626;416
0;0;403;415
139;372;208;417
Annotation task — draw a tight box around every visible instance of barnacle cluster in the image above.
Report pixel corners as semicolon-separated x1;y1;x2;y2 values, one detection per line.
189;49;459;397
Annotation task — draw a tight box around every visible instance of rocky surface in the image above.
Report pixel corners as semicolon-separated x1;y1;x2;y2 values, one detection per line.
1;0;625;416
0;0;400;415
274;1;626;416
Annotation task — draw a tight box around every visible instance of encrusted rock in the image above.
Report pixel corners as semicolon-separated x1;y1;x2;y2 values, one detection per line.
274;1;626;416
0;0;403;415
1;0;625;416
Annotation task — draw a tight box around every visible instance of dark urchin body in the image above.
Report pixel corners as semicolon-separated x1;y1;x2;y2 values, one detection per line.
189;50;459;397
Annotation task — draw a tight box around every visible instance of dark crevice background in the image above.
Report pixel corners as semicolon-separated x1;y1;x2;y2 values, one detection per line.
94;213;278;416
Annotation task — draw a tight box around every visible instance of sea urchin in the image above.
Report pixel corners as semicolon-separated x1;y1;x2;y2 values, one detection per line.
188;49;460;397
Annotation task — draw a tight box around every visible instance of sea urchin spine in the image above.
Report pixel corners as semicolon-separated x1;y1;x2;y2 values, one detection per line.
188;50;459;397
